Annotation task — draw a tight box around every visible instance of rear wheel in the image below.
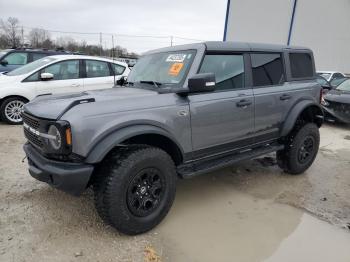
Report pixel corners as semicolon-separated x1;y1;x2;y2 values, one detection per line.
277;123;320;175
0;97;27;125
93;145;177;235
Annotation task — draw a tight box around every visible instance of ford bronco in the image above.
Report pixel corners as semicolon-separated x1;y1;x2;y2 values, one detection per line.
22;42;324;235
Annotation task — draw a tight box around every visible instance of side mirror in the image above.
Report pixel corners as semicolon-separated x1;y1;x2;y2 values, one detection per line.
188;73;216;93
115;76;126;86
0;60;8;66
40;72;54;81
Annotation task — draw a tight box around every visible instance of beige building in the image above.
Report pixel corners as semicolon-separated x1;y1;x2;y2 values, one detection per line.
224;0;350;73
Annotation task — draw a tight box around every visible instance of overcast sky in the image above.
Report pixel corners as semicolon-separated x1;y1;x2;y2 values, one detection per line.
0;0;228;53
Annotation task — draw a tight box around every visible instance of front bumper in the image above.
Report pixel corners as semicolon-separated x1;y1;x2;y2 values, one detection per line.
23;143;94;196
322;106;350;124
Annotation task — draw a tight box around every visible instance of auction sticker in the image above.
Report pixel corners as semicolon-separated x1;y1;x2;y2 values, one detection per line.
166;54;187;62
168;63;184;76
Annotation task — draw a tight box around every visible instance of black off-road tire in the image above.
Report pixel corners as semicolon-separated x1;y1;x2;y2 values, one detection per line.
0;97;27;125
93;145;177;235
277;123;320;175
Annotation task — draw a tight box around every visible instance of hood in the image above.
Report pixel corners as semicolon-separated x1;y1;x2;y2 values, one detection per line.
324;89;350;104
24;87;158;120
0;74;22;86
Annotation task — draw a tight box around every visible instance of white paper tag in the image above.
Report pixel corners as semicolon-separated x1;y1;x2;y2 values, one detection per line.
166;54;187;62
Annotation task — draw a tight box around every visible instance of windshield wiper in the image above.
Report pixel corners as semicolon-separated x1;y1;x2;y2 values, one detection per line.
139;80;162;88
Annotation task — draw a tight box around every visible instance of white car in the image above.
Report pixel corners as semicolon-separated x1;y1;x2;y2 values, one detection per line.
317;71;346;82
0;55;130;124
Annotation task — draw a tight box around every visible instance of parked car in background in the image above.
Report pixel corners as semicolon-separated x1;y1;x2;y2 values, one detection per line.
0;49;13;58
0;48;72;73
0;55;130;124
330;77;348;88
317;71;346;82
316;75;332;93
322;78;350;124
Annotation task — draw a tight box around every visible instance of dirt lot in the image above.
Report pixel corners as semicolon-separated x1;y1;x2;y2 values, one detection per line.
0;122;350;262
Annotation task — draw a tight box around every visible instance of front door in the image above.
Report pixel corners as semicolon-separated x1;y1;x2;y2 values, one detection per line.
189;53;254;159
35;59;83;96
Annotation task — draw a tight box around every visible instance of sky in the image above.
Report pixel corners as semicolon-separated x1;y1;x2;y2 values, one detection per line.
0;0;228;54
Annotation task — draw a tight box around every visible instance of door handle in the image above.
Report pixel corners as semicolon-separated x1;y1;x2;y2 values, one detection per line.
71;83;80;87
280;94;291;101
236;99;252;108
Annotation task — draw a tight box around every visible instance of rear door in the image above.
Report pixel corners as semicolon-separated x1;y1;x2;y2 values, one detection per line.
35;59;83;95
189;53;254;159
250;53;293;141
82;59;115;90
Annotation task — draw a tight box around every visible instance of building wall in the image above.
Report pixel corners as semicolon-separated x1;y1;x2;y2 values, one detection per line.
225;0;350;73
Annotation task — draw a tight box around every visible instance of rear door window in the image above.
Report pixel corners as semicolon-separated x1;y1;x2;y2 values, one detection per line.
251;53;285;87
85;60;110;78
289;53;314;78
32;53;48;61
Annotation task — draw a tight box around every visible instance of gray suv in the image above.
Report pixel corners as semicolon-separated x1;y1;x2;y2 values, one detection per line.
22;42;324;235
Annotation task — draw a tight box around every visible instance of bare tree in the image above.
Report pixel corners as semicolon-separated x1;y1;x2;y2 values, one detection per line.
0;34;8;49
28;28;51;48
0;17;21;47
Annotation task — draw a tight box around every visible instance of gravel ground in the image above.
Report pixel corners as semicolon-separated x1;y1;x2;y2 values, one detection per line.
0;122;349;261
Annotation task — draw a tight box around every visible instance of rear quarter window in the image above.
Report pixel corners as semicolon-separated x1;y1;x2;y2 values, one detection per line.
289;53;314;78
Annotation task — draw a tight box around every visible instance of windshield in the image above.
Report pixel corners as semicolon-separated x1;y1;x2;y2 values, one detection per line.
316;76;328;86
336;79;350;91
127;50;196;88
7;57;57;76
330;77;347;87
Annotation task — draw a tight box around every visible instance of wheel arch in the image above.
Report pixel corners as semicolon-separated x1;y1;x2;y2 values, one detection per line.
85;124;185;165
0;95;30;107
280;100;324;137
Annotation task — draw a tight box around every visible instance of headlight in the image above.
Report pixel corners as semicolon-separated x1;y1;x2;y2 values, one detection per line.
48;125;62;150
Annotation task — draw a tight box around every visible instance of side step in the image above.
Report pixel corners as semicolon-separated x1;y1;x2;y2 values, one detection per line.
177;144;284;178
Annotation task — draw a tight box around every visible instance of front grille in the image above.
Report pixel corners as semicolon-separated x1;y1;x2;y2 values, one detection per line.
23;113;43;148
24;128;43;148
22;113;40;130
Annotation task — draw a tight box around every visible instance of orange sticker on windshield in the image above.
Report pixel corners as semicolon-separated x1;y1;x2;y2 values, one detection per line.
168;63;184;76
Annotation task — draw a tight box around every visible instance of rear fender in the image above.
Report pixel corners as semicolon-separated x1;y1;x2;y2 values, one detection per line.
280;100;324;137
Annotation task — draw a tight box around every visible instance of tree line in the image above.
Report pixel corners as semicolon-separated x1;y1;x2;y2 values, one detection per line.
0;17;138;58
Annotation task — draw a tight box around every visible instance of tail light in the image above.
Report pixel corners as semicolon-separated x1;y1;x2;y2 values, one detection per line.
320;89;329;106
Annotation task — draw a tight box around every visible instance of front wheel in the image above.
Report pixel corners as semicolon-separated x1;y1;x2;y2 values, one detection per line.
277;123;320;175
93;145;177;235
0;97;27;125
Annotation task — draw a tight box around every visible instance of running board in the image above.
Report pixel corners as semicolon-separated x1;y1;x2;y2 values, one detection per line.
177;144;284;178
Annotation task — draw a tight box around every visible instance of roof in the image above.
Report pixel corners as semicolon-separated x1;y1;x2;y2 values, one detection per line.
144;41;311;55
47;55;129;67
205;41;310;52
317;71;344;74
9;48;70;54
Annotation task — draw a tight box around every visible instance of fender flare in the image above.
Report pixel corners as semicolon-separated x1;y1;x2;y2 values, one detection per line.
280;100;324;137
85;124;184;164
